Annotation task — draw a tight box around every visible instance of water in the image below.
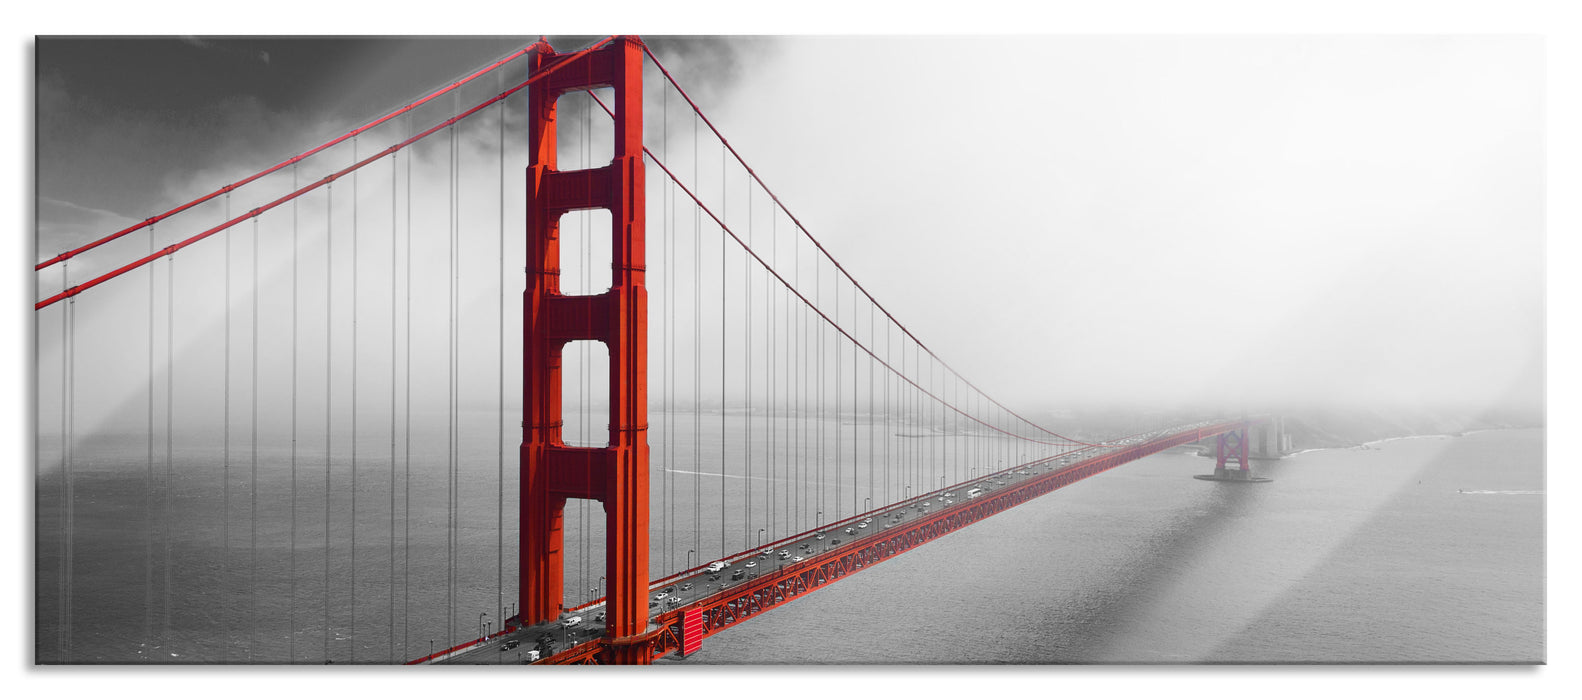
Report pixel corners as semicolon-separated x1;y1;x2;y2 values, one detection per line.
671;429;1545;664
34;422;1543;664
34;408;1040;664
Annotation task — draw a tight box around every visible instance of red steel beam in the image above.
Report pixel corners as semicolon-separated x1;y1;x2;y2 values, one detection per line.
528;420;1259;664
520;35;651;665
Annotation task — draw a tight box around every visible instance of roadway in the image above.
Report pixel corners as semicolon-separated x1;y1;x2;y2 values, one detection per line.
434;420;1227;663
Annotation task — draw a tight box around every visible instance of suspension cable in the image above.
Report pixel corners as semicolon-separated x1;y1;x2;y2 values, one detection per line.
636;42;1083;447
35;42;549;273
36;37;619;312
581;90;1093;450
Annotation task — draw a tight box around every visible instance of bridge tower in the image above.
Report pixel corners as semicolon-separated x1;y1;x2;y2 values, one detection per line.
1194;423;1272;483
521;36;653;663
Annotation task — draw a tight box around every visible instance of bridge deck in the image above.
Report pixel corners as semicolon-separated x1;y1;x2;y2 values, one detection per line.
426;419;1253;664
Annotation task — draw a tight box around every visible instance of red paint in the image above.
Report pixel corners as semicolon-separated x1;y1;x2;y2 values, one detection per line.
1216;426;1251;471
521;36;651;665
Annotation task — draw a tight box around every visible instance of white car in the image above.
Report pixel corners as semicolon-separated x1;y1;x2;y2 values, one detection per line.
705;561;726;573
562;616;581;628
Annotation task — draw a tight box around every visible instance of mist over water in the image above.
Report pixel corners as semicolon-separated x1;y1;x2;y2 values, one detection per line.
671;429;1543;664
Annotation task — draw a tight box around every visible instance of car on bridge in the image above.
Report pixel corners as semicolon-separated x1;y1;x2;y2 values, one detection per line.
731;569;746;580
706;561;726;573
562;616;581;628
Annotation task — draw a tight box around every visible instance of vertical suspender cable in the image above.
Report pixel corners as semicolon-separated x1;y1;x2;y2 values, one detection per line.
720;143;727;553
350;135;359;663
389;134;400;662
835;271;841;520
402;113;413;660
222;193;232;661
765;195;772;535
290;162;299;663
250;214;259;661
59;277;73;661
324;182;334;662
144;226;155;654
766;201;775;539
495;60;505;639
745;177;751;549
447;94;458;651
660;84;671;574
163;258;173;646
692;108;701;561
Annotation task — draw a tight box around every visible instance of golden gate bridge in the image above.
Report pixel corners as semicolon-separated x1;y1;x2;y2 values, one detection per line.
35;35;1270;665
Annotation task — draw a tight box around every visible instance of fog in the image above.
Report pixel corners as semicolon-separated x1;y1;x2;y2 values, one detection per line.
708;36;1542;415
34;36;1544;447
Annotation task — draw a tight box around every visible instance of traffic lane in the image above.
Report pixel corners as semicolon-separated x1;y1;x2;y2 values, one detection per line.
464;453;1102;662
473;453;1105;662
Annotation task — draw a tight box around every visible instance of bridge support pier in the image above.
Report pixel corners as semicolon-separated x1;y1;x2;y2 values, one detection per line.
1194;425;1272;483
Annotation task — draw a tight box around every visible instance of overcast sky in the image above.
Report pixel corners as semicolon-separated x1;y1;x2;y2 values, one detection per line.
33;35;1544;431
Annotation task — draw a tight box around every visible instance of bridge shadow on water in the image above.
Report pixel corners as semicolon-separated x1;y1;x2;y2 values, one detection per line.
1033;456;1286;664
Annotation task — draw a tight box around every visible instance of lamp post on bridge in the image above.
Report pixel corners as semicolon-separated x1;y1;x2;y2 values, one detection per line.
599;576;606;599
864;497;871;512
758;528;765;549
816;510;823;530
479;613;488;642
687;549;696;571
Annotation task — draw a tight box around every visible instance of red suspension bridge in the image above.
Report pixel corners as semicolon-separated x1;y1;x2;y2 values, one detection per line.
35;35;1272;665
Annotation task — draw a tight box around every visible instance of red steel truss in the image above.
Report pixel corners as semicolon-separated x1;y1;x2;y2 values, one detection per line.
529;420;1258;664
1216;428;1251;472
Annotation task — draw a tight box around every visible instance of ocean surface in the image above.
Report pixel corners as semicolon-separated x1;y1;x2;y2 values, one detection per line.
34;419;1543;664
